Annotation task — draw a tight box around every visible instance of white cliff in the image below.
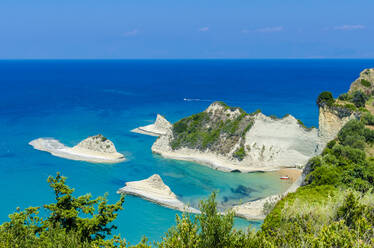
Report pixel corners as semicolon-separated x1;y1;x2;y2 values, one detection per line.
29;134;125;163
151;102;323;172
117;174;199;214
131;114;172;136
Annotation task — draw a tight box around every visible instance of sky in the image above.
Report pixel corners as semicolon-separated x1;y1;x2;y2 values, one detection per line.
0;0;373;59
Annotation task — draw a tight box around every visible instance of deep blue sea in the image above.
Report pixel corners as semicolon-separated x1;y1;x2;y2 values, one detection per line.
0;59;373;244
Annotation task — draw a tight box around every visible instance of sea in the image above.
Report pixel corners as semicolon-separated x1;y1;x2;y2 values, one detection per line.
0;59;373;244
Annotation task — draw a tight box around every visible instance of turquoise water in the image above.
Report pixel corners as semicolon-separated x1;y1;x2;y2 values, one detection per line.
0;60;373;243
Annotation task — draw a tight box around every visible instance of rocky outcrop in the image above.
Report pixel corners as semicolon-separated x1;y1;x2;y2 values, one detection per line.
117;174;199;213
318;104;359;144
29;134;125;163
151;102;321;172
131;114;172;136
349;68;374;95
74;134;118;153
232;194;282;220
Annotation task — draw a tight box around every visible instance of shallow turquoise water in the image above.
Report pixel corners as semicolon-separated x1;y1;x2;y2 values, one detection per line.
0;59;373;243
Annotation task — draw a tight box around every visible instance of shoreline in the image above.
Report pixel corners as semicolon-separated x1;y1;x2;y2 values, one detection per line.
152;148;302;173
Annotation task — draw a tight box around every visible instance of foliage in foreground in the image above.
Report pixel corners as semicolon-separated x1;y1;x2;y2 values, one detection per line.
0;173;126;248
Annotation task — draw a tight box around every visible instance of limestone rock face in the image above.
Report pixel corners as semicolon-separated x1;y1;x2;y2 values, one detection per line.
318;105;359;144
243;113;320;169
153;114;172;133
74;134;118;153
29;135;125;163
117;174;199;213
152;102;321;172
205;101;243;120
125;174;177;199
131;114;172;136
349;68;374;95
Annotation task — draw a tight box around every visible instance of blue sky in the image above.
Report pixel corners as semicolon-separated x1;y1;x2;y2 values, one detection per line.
1;0;373;59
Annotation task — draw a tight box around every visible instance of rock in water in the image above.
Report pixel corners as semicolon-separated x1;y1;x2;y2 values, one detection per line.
131;114;172;136
73;134;118;153
117;174;199;213
29;134;125;163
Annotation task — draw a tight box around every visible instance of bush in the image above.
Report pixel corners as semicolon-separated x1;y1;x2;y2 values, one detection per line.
317;91;335;107
361;79;372;87
0;173;126;247
351;90;368;108
338;93;351;101
233;146;246;161
361;112;374;125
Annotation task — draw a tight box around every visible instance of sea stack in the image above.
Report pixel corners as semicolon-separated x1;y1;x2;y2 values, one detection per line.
29;134;125;163
117;174;199;213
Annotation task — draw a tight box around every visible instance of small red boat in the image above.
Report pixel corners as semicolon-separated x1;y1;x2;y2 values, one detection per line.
280;176;289;180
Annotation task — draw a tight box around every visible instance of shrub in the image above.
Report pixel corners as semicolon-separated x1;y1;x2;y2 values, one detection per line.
338;93;351;101
317;91;334;107
351;90;368;108
362;112;374;125
233;146;246;161
0;173;126;247
361;79;372;87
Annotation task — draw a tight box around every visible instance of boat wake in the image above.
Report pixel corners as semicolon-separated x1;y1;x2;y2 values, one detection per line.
183;98;211;102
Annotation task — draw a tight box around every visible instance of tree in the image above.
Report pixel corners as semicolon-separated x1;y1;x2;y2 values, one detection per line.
0;173;126;248
317;91;334;107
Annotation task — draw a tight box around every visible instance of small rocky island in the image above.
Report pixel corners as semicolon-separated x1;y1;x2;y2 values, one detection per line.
29;134;125;163
117;174;199;213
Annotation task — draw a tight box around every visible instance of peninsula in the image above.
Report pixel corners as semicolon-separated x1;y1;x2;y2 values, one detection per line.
117;174;199;214
134;97;357;173
29;134;125;163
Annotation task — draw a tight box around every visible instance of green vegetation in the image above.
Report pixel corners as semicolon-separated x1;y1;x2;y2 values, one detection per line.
317;91;335;107
4;90;374;247
337;90;368;109
361;112;374;125
233;146;246;161
338;92;352;101
170;102;254;160
0;173;126;247
361;79;372;87
352;90;368;108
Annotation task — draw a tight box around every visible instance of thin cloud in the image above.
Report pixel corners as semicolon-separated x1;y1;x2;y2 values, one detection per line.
123;29;139;37
255;26;283;33
199;27;209;32
333;25;365;31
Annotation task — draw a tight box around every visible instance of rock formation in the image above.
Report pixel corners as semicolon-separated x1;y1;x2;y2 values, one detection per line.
131;114;172;136
29;134;125;163
318;104;359;143
349;68;374;95
151;102;321;172
117;174;199;213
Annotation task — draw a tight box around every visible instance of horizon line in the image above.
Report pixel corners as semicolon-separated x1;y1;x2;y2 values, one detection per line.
1;57;374;61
